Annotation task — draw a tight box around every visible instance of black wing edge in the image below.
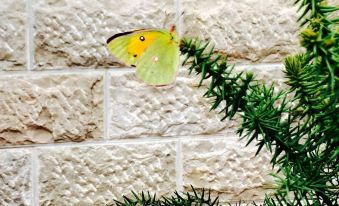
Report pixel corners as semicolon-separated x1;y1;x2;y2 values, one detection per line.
107;28;153;44
106;29;164;44
106;31;134;44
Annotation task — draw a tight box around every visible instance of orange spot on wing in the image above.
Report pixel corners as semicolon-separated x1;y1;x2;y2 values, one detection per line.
127;32;159;59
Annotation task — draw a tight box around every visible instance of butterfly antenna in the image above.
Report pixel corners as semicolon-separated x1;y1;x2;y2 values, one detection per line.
163;11;184;28
175;11;184;25
173;11;184;33
163;11;171;28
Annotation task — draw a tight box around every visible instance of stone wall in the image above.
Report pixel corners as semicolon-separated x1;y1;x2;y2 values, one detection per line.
0;0;301;205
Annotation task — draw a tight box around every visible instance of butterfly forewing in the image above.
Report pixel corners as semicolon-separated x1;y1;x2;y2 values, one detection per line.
107;29;179;85
107;34;136;66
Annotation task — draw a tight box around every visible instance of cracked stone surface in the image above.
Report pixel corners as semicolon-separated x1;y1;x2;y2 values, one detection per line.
33;0;176;69
0;73;103;145
182;138;275;203
0;0;27;70
109;65;284;139
0;149;32;206
183;0;301;63
38;142;176;206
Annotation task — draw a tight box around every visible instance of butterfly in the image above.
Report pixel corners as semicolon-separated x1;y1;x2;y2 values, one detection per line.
106;26;179;86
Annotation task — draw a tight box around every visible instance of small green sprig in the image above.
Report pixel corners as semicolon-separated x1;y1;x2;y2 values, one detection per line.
180;38;291;167
180;40;254;120
111;186;220;206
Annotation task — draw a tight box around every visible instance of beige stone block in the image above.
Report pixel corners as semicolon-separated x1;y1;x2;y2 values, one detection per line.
183;0;301;63
109;65;285;139
0;149;32;206
182;138;274;203
0;0;27;70
109;70;237;139
242;64;286;87
38;141;176;205
33;0;176;69
328;0;339;20
0;73;103;145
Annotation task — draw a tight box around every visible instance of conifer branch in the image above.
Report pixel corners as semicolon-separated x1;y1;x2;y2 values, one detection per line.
180;0;338;205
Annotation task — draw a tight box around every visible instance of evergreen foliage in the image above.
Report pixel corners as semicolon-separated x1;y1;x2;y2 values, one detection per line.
110;186;220;206
179;0;338;205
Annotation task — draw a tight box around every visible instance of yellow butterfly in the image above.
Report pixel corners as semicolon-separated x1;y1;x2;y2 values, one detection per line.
107;26;179;86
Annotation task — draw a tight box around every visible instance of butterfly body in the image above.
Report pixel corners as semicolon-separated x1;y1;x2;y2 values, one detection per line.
107;27;179;86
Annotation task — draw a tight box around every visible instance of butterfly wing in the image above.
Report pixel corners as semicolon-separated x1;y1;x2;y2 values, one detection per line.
107;28;179;85
107;30;165;67
136;31;179;85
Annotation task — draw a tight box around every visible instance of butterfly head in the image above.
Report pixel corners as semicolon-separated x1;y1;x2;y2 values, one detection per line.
169;25;176;33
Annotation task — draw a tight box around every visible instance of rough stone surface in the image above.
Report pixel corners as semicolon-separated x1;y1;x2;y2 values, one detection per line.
38;142;176;206
109;70;238;139
33;0;176;69
329;0;339;19
183;0;301;63
182;138;274;203
0;149;32;206
0;0;27;70
0;73;103;146
241;64;286;88
109;65;285;139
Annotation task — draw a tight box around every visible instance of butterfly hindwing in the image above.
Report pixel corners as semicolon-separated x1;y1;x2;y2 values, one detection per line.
136;32;179;85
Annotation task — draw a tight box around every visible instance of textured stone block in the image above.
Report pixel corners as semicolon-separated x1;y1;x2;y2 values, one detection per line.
242;64;286;87
0;0;27;70
183;0;301;62
109;70;237;139
38;142;176;205
182;138;274;203
33;0;176;69
0;73;103;145
109;65;285;139
0;149;32;206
